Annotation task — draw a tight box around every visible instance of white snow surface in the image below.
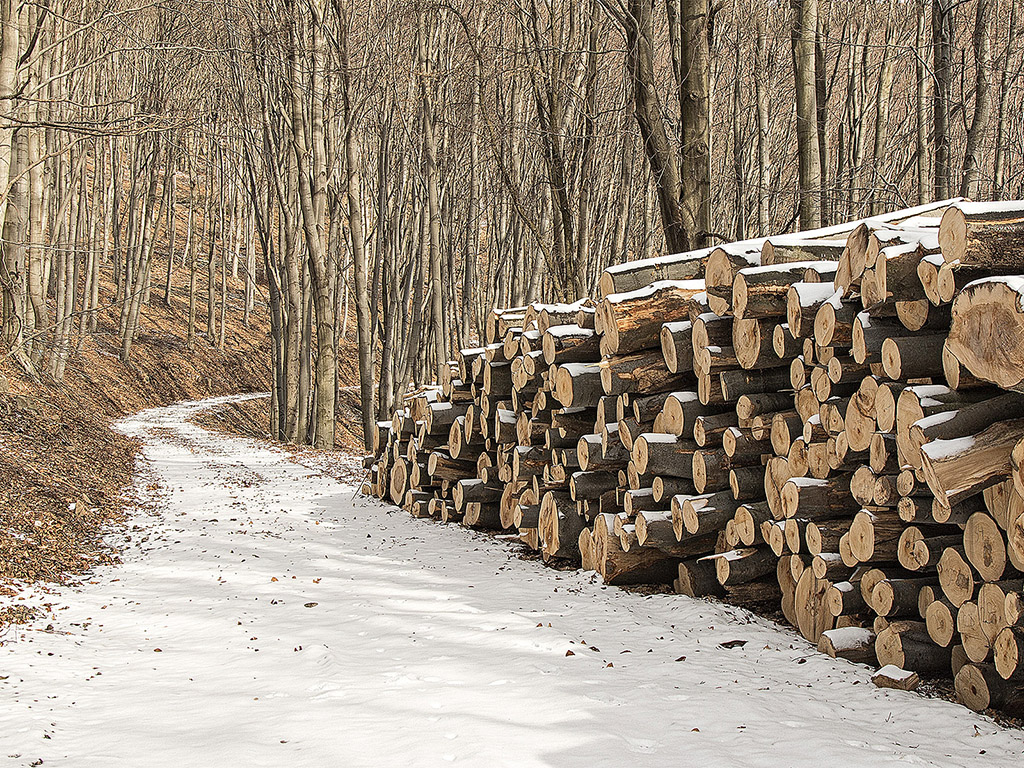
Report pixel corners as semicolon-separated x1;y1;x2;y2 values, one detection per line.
2;395;1023;767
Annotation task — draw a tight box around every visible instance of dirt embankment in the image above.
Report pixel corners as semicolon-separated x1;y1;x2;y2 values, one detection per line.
0;259;362;622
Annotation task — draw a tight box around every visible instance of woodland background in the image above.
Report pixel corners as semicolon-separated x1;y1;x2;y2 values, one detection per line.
0;0;1020;450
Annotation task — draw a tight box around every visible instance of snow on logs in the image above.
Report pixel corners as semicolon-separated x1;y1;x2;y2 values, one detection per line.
364;199;1024;717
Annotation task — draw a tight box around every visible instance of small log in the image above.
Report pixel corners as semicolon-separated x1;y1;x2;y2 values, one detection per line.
632;433;698;477
872;665;920;691
712;547;777;586
660;320;694;374
819;626;877;665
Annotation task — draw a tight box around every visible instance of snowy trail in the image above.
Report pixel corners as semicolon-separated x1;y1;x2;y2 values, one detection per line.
1;397;1023;767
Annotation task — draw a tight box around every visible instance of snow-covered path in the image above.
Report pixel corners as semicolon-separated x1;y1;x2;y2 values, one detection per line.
1;397;1023;767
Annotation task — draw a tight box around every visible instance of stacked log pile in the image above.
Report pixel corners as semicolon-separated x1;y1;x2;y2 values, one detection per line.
363;199;1024;717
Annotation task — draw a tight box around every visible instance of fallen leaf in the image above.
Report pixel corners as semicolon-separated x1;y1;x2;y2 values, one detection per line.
719;640;747;649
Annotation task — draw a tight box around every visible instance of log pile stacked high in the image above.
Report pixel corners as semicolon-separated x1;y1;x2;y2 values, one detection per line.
363;200;1024;717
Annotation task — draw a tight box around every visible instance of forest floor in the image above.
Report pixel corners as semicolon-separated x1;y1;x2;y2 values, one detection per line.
0;259;363;630
1;395;1023;767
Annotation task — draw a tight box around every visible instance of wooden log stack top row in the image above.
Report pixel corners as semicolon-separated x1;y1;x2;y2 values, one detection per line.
364;198;1024;718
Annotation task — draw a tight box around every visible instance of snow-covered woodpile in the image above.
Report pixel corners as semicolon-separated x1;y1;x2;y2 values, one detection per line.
363;199;1024;717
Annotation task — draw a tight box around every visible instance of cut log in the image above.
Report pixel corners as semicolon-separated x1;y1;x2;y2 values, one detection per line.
660;321;694;374
676;557;726;597
872;665;920;691
819;626;877;665
733;262;837;320
937;546;977;607
964;511;1011;582
538;491;584;560
873;577;939;618
938;202;1024;266
599;279;706;356
712;547;777;586
780;477;853;520
601;349;691;397
599;250;711;298
921;417;1024;509
880;334;946;380
875;621;952;676
955;662;1024;714
554;363;605;408
794;569;835;643
632;433;698;477
947;277;1024;391
994;626;1024;682
542;324;600;366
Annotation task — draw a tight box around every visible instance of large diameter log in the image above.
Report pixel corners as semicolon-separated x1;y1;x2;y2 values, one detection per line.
921;417;1024;509
938;202;1024;266
794;569;835;643
598;279;706;355
732;317;784;370
848;510;904;563
994;627;1024;682
937;546;976;607
964;511;1012;582
947;278;1024;392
